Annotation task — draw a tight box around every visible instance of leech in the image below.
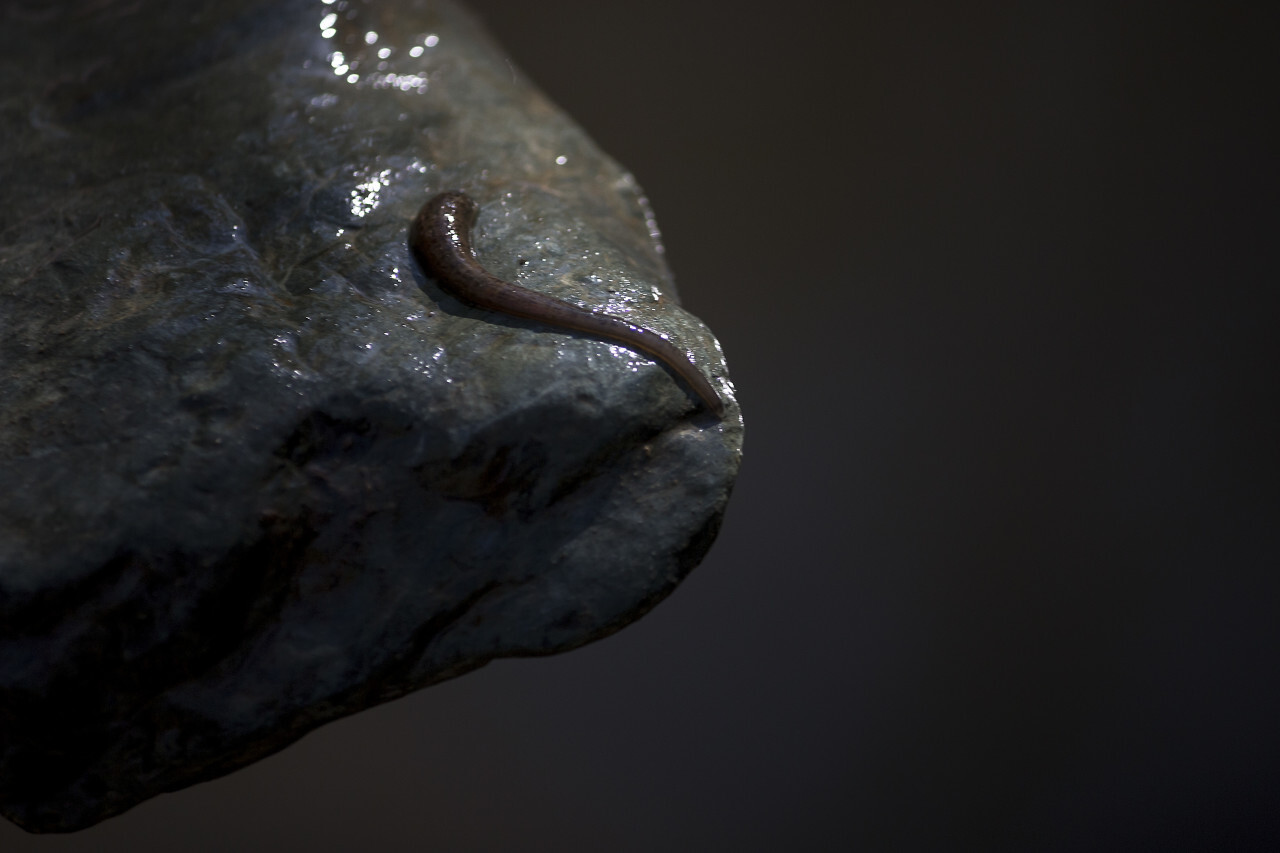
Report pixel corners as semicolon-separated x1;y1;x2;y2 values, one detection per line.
410;191;724;416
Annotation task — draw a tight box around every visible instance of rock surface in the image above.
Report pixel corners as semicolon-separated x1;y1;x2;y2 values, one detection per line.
0;0;740;832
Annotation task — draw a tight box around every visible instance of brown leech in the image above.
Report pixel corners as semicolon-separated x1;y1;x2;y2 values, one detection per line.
410;191;724;416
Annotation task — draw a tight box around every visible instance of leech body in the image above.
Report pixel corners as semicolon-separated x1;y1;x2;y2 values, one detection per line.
410;191;724;416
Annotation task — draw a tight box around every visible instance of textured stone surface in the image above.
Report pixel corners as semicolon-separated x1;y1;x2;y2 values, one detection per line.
0;0;740;832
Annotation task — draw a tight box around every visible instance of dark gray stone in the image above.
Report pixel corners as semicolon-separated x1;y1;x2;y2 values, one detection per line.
0;0;741;832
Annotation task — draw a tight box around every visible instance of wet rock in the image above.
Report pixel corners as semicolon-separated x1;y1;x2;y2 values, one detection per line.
0;0;740;832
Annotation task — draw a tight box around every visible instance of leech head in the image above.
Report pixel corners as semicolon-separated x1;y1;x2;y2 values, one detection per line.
433;190;479;257
437;190;479;229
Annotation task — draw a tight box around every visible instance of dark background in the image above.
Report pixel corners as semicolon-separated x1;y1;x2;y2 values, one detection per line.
5;2;1278;850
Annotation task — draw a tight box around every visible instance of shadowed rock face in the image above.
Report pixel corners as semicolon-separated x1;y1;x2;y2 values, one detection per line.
0;0;741;832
